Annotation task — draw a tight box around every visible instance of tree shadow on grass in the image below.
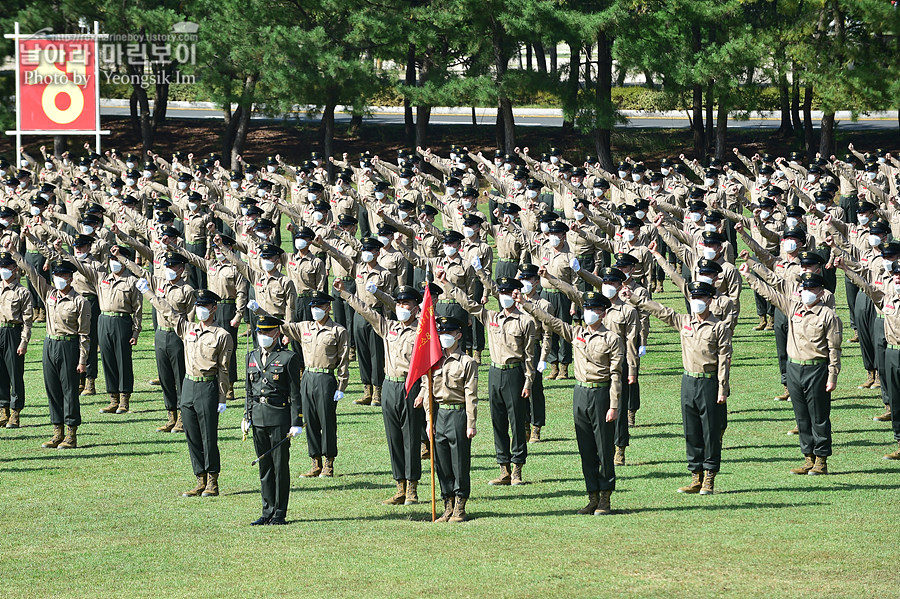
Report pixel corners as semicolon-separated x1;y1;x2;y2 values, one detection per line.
0;464;60;473
15;450;167;461
624;470;687;480
620;501;828;514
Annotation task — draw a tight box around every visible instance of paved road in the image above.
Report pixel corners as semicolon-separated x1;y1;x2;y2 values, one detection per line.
100;105;898;130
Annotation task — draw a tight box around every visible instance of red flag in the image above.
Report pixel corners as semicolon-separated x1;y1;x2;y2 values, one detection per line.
405;283;442;394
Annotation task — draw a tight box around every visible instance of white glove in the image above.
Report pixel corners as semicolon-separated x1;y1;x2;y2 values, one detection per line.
471;256;482;271
135;278;150;294
638;345;647;357
217;402;227;414
570;257;581;272
537;360;546;373
365;281;377;294
247;299;260;312
289;426;303;437
333;390;344;402
241;419;251;434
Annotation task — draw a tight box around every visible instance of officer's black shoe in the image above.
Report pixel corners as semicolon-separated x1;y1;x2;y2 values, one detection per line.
251;516;270;526
268;517;287;525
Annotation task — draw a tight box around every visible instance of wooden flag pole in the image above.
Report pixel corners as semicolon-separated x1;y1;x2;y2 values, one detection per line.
429;368;437;522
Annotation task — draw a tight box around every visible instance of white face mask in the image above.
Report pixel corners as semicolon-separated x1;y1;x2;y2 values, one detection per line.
214;251;225;261
463;227;475;239
867;172;877;180
462;199;473;210
445;187;456;196
503;163;513;171
807;174;817;183
396;306;413;322
267;165;277;173
786;217;799;229
109;260;123;273
398;210;409;220
375;191;386;201
782;239;798;253
540;222;550;233
689;212;702;223
635;210;646;220
601;284;617;299
701;246;717;260
526;189;539;199
758;176;769;185
622;230;636;242
815;203;827;213
550;156;560;165
51;275;70;290
178;182;188;190
231;181;240;190
79;166;89;173
110;188;120;196
19;180;28;189
571;179;582;188
246;173;255;181
311;160;320;167
258;333;275;348
187;202;198;212
593;188;605;197
125;178;136;187
661;167;671;176
618;170;628;179
443;245;458;257
257;188;267;198
650;184;661;193
195;306;211;322
513;180;524;190
262;259;276;272
295;239;308;251
361;250;375;263
0;268;13;281
439;333;457;348
82;225;94;235
690;299;708;314
521;280;534;294
573;210;584;221
30;207;41;216
499;294;515;309
696;275;714;285
760;210;771;220
858;214;870;225
775;170;784;178
89;183;98;191
377;235;390;247
125;161;135;169
74;251;88;260
549;235;562;248
165;268;178;280
313;211;324;223
311;307;327;322
704;178;716;187
255;231;268;241
631;173;642;182
704;224;717;233
868;234;882;247
399;178;410;186
143;170;153;178
878;157;887;164
801;289;818;305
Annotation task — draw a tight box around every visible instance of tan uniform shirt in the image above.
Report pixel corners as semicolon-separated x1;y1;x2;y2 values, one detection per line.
281;319;350;392
0;279;33;349
286;251;326;295
523;300;623;406
637;299;732;397
75;262;143;336
342;290;417;379
420;347;478;429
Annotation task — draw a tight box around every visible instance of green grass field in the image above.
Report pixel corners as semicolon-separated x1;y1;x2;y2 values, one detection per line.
0;261;897;599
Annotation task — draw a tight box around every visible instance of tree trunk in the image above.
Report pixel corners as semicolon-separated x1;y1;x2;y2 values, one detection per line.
691;26;705;161
819;112;835;157
152;63;172;131
493;30;515;151
348;112;363;137
415;106;431;149
321;102;336;179
533;41;547;73
229;74;258;167
53;136;67;159
499;97;516;151
593;30;615;172
643;71;655;88
803;84;814;161
562;44;580;133
790;66;802;136
526;43;532;71
777;74;793;136
404;45;416;146
222;103;240;169
549;44;557;75
495;108;504;150
705;81;714;153
129;92;140;138
715;98;727;161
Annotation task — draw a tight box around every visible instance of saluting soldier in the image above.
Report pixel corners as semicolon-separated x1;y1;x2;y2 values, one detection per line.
0;253;33;429
623;282;732;495
518;290;622;516
264;291;350;479
741;268;842;476
242;315;304;525
13;255;90;449
335;279;425;505
420;316;479;523
139;284;234;498
77;245;143;415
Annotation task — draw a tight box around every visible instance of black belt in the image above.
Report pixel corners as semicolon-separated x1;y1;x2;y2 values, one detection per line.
256;397;288;407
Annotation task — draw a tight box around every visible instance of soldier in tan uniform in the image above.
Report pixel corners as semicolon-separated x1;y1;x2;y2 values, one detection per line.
75;245;143;415
13;256;90;449
270;291;350;479
336;281;425;505
624;281;732;494
519;290;622;515
0;253;33;429
139;285;234;498
419;316;479;523
742;268;842;476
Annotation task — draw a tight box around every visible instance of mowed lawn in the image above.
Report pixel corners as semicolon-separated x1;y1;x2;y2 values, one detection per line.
0;262;896;599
